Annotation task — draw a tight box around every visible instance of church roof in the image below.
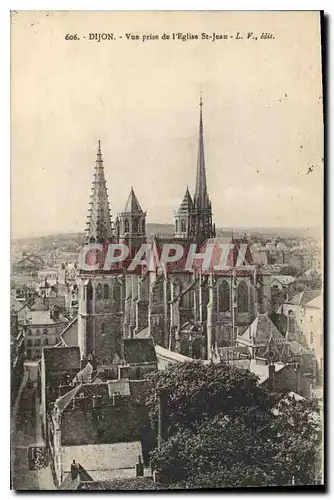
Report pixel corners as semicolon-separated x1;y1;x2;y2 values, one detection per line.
85;141;113;243
176;187;193;214
122;187;144;213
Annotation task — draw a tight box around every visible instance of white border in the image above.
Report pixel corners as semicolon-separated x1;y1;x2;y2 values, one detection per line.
2;2;332;498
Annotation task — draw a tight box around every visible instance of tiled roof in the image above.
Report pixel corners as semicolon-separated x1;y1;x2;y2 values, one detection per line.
237;314;285;347
124;338;157;364
10;295;29;313
43;346;80;372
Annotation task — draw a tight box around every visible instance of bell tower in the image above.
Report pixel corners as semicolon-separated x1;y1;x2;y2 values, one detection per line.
116;187;146;244
78;141;124;366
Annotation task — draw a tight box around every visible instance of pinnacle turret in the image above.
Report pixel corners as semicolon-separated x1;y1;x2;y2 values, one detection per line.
85;141;113;243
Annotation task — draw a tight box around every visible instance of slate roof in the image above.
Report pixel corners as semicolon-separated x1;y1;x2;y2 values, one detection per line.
43;346;80;372
124;338;157;364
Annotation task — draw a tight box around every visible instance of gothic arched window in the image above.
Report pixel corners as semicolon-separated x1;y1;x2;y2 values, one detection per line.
133;218;139;233
181;219;186;233
237;281;249;313
114;281;122;312
175;219;179;233
96;284;103;299
141;219;145;233
124;219;130;234
219;281;230;312
87;281;93;301
103;283;109;299
288;309;295;335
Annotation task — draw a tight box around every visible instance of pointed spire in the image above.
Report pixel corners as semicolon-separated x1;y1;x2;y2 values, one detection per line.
123;187;144;213
194;96;209;209
176;187;193;214
85;141;113;243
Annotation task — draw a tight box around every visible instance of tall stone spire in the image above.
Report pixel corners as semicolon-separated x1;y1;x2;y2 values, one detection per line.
85;140;113;243
192;97;215;242
194;96;209;210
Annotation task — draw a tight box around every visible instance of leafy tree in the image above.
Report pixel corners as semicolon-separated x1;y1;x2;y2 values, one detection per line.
147;362;322;488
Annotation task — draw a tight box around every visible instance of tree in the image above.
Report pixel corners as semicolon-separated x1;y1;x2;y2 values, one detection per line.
147;362;322;488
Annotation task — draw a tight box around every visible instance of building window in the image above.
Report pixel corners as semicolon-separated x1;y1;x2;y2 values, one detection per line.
175;219;179;233
101;323;105;336
27;339;32;347
237;281;248;313
26;349;32;359
103;284;109;299
288;310;295;335
96;284;103;299
141;219;145;233
87;281;93;301
133;218;139;233
219;281;230;312
27;329;32;336
124;219;129;234
35;338;41;346
36;328;41;335
43;328;48;335
44;338;49;346
114;282;122;312
181;219;186;233
310;316;314;323
310;331;314;345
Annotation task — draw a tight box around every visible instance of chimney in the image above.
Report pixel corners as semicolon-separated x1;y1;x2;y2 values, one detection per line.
135;455;144;477
71;460;78;480
268;361;275;392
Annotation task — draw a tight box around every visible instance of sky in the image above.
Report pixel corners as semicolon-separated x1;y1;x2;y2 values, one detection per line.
11;11;323;238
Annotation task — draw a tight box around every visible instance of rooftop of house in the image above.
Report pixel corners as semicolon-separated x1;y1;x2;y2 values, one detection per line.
60;316;78;346
59;462;93;490
270;275;296;286
43;346;80;372
233;359;287;384
27;310;68;326
61;441;144;479
237;313;285;347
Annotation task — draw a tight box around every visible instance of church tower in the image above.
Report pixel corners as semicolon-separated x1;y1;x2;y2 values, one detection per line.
174;98;215;242
78;141;124;366
85;140;113;243
174;187;194;239
116;187;146;243
192;97;215;242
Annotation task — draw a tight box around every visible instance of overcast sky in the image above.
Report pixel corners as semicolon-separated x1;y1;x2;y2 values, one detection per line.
11;11;323;238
